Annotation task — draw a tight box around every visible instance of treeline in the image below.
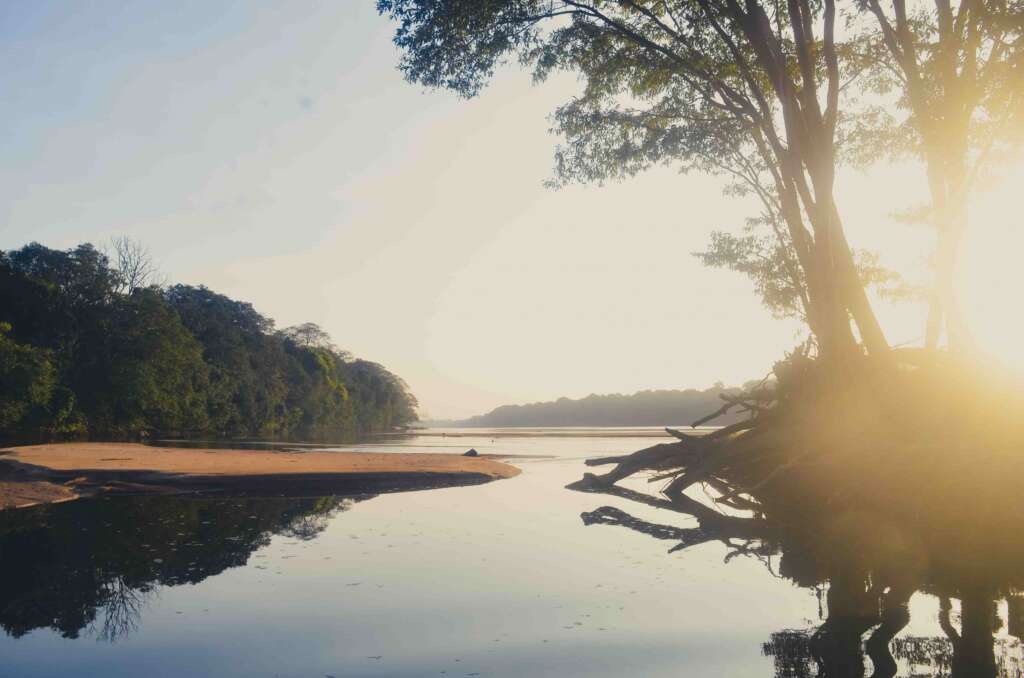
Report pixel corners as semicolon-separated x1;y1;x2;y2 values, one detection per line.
462;386;750;428
0;242;417;439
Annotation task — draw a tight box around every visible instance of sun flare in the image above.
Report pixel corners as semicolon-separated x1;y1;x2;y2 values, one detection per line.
959;162;1024;373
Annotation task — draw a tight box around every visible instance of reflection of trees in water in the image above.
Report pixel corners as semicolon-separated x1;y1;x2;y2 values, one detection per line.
93;576;152;642
763;628;1024;678
763;630;816;678
892;634;1024;677
574;486;1024;677
280;497;357;541
0;494;365;642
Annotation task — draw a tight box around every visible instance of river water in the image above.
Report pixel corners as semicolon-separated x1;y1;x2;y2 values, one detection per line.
0;428;1020;677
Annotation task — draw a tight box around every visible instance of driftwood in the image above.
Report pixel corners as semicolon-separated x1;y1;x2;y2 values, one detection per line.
581;441;701;486
691;401;736;427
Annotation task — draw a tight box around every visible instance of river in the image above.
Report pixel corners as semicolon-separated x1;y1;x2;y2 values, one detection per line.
0;427;1019;677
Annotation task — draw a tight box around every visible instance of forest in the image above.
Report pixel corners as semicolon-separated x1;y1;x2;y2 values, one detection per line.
0;241;418;439
462;386;749;427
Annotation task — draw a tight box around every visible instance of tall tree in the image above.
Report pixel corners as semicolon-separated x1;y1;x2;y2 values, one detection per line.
379;0;891;358
96;289;210;434
110;236;161;294
281;322;346;354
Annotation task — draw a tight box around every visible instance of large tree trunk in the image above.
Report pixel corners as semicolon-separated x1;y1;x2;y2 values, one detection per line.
803;174;889;359
728;0;890;360
831;213;890;357
778;192;861;359
810;226;858;359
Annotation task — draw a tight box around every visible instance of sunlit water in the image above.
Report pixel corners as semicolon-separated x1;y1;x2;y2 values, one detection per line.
0;428;1019;677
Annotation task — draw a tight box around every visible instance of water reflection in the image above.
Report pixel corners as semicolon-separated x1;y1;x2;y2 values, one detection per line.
6;429;1024;677
577;495;1024;677
0;494;363;641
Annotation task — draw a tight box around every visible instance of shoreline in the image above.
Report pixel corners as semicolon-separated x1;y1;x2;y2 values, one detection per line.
0;442;521;510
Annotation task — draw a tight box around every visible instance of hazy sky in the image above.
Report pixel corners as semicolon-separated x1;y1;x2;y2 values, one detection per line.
3;3;1022;418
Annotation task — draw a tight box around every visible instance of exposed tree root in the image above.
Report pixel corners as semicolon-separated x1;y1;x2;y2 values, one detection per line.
569;347;1024;559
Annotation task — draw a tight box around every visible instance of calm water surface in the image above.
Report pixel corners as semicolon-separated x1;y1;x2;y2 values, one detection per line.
0;428;1020;677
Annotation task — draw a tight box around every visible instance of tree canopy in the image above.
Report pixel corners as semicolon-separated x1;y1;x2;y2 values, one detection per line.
0;242;418;439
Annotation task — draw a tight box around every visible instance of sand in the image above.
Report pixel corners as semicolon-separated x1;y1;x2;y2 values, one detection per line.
0;442;520;509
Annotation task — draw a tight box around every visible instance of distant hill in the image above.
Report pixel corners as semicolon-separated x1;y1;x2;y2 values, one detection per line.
459;386;753;428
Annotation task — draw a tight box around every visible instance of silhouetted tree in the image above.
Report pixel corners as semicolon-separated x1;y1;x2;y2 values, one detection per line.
695;221;916;322
281;322;341;352
378;0;890;358
110;236;161;294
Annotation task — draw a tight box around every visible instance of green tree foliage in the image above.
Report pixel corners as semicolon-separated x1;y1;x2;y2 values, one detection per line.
95;289;211;435
695;218;919;322
0;323;57;431
0;243;418;439
345;360;420;432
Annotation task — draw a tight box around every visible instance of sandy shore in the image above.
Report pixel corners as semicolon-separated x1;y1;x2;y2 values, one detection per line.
0;442;520;509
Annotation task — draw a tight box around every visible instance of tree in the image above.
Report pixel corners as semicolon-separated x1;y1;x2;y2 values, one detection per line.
110;236;161;294
1;244;121;431
281;322;346;354
0;323;56;431
5;242;117;312
0;242;418;439
858;0;1024;350
97;288;210;434
343;359;420;430
379;0;890;358
695;219;918;322
164;284;290;436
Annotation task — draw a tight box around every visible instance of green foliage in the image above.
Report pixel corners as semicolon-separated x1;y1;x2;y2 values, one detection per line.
0;243;418;439
695;221;810;321
380;1;759;189
96;289;211;435
344;359;419;432
0;323;57;431
695;219;919;322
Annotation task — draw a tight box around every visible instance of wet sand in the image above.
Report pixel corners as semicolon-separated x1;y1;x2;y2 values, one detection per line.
0;442;521;509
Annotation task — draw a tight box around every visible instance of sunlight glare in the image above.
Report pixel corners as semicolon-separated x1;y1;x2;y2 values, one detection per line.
959;161;1024;373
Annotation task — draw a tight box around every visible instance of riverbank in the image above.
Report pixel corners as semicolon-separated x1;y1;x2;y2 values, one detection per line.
0;442;521;509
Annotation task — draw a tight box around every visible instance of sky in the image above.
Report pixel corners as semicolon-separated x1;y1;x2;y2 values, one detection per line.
3;2;1023;419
